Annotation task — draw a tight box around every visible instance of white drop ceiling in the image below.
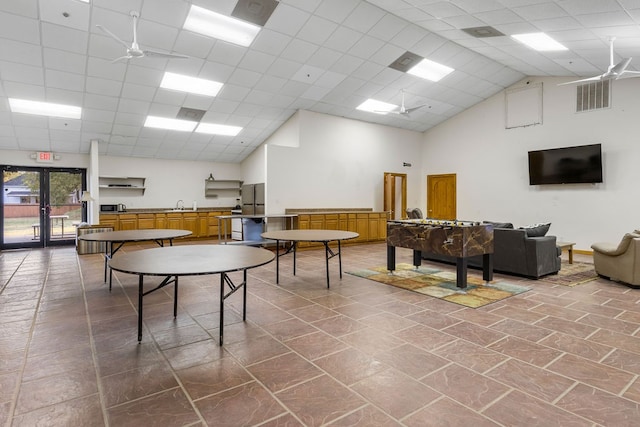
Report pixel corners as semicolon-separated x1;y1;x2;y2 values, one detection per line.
0;0;639;162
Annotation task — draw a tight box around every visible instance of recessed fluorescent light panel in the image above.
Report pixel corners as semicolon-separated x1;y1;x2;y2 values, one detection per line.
144;116;197;132
407;58;454;82
356;99;397;114
183;5;261;47
9;98;81;119
196;123;243;136
160;72;223;96
512;33;568;51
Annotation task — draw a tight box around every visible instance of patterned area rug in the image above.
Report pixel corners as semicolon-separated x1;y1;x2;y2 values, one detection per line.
538;261;598;287
347;263;530;308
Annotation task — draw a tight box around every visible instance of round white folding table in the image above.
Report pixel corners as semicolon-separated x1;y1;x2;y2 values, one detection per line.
108;245;275;345
78;229;192;289
261;229;359;288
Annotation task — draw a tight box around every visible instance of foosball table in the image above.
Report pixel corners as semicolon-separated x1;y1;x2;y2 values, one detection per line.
386;219;494;289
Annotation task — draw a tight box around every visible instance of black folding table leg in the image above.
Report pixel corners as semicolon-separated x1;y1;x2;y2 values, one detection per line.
137;275;144;342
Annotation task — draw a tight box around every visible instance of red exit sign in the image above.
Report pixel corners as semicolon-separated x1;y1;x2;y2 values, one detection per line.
36;151;53;163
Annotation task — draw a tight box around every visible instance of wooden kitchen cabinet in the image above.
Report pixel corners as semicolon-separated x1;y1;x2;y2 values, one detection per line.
197;213;209;238
309;214;324;230
182;212;198;236
288;211;386;248
325;214;338;230
118;214;137;231
137;214;155;229
355;214;369;242
208;211;231;239
99;215;118;231
154;213;167;229
165;213;183;230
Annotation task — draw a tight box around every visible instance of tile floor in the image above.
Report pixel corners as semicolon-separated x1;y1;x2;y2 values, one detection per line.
1;241;640;426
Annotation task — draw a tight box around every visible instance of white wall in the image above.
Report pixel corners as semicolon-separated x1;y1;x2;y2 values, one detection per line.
98;155;242;209
421;76;640;250
0;150;89;169
0;150;243;210
264;110;424;213
240;144;267;185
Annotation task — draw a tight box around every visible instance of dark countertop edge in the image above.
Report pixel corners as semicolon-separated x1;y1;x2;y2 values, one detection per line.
100;208;234;215
285;208;377;214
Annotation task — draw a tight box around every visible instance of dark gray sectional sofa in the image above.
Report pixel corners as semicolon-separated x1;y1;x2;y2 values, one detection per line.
422;222;561;279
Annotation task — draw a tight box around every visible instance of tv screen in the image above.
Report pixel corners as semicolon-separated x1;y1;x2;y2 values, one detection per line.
528;144;603;185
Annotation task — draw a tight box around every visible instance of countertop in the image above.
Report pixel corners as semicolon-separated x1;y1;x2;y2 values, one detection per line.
100;207;235;215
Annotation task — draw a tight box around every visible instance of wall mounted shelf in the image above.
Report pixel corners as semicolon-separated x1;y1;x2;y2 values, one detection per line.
205;179;242;198
99;176;146;194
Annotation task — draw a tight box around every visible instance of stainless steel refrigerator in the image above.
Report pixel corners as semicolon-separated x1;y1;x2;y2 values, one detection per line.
241;183;265;215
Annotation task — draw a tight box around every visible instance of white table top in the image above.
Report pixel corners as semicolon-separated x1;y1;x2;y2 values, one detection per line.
109;245;275;276
78;229;192;242
261;229;359;242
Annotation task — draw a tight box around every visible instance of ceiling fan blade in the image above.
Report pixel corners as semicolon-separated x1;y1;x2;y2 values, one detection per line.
111;55;132;63
404;104;427;114
608;36;616;69
96;25;130;50
144;49;189;60
618;70;640;79
557;75;603;86
610;58;632;75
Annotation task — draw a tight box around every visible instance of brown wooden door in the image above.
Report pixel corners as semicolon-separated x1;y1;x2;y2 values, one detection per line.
383;172;407;219
427;174;456;220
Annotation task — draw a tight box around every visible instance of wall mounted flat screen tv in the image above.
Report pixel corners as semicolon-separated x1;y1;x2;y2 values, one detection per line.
528;143;603;185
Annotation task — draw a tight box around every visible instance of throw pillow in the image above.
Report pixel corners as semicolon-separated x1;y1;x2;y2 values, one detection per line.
520;222;551;237
483;221;514;229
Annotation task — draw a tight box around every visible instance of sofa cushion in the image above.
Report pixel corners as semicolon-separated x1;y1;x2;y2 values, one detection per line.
483;220;514;229
520;222;551;237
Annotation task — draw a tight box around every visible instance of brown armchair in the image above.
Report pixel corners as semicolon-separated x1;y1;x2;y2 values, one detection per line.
591;232;640;289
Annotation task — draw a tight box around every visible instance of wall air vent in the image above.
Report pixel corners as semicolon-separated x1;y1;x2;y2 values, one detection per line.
576;80;610;113
461;26;505;38
176;107;206;122
231;0;279;26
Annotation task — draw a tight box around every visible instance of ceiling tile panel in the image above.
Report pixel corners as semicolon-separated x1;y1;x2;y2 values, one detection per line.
296;15;339;45
0;62;44;86
0;0;636;162
265;3;311;36
41;23;88;54
0;0;38;17
0;11;40;44
45;69;85;92
17;138;51;151
559;0;624;15
0;40;43;67
343;2;386;33
280;39;318;63
39;0;90;31
252;29;293;56
85;76;123;96
43;49;87;75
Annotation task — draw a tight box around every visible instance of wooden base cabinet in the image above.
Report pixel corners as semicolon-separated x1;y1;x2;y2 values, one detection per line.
99;210;231;238
118;214;137;231
137;214;155;229
293;211;387;248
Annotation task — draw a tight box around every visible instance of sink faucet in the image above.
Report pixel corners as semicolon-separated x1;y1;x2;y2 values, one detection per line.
176;200;184;210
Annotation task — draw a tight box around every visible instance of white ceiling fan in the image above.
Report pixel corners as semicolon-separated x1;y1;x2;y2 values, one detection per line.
378;90;428;116
96;11;189;63
559;37;640;86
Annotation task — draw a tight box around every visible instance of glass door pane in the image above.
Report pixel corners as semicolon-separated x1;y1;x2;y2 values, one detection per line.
1;168;42;247
2;166;85;249
46;170;83;246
